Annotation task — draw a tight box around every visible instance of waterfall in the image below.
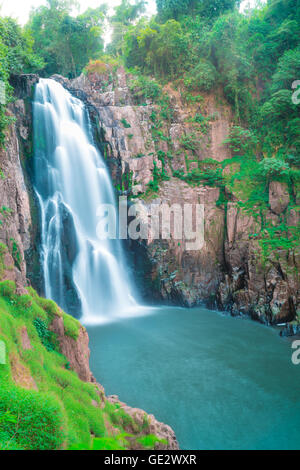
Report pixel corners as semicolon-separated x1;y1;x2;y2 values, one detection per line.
33;78;138;324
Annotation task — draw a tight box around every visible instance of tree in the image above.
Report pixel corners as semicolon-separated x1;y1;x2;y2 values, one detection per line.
107;0;146;57
0;16;43;145
156;0;241;21
111;0;146;26
27;0;106;77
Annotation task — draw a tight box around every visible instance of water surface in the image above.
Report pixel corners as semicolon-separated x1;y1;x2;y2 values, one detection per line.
87;307;300;450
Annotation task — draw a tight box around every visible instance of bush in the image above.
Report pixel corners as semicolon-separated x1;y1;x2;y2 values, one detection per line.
37;297;59;318
129;74;162;103
0;385;65;450
0;280;16;298
136;434;167;449
184;61;217;92
33;317;57;352
259;158;290;179
16;294;33;310
85;60;109;76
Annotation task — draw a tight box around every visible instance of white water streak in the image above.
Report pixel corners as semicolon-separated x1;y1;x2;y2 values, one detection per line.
33;78;138;324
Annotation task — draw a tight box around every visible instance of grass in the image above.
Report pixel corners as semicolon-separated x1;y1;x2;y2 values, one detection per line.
0;253;167;450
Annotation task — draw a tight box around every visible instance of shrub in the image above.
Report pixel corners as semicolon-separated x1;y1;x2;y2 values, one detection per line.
259;158;290;179
0;385;65;450
136;434;167;449
37;297;59;319
129;74;162;103
184;61;217;92
70;435;128;450
33;317;57;352
9;238;21;271
85;60;109;76
0;243;7;279
180;133;199;152
0;280;16;298
63;314;80;341
120;118;131;128
16;294;33;310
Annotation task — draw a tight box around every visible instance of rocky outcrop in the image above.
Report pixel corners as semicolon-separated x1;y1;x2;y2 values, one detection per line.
0;74;44;295
9;74;39;100
54;68;299;329
0;104;32;292
269;181;290;215
50;314;92;382
108;395;179;450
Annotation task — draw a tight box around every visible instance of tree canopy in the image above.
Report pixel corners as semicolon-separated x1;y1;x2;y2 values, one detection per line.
156;0;241;21
26;0;106;77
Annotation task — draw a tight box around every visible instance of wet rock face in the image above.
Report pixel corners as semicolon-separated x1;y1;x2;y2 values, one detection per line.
55;68;299;327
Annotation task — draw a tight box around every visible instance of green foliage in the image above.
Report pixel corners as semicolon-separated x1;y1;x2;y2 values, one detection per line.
0;17;44;75
70;435;128;450
136;434;167;449
62;313;80;340
0;261;166;450
184;166;224;187
120;118;131;128
105;0;300;260
129;73;162;103
107;0;146;57
0;16;43;147
27;0;106;78
34;317;57;352
156;0;240;21
124;18;189;79
34;296;60;319
180;133;199;152
184;60;217;92
259;157;290;180
0;384;65;450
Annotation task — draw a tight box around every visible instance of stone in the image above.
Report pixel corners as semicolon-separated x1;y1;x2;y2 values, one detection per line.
269;181;290;215
50;315;92;382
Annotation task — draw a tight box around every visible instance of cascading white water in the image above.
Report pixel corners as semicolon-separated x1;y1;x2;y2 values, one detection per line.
33;78;138;324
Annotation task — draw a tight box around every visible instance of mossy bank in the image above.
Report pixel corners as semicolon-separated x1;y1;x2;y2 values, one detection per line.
0;243;178;450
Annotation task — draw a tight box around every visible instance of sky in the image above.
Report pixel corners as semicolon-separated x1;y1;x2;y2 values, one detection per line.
0;0;265;25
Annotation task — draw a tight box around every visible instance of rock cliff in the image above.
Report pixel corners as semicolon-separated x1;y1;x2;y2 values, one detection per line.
53;67;299;329
0;73;179;450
